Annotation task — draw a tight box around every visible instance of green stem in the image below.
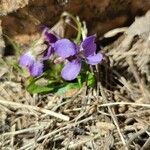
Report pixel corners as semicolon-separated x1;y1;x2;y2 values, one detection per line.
61;12;82;43
3;34;21;57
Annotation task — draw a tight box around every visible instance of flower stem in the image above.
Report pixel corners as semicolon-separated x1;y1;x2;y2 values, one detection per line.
61;12;82;43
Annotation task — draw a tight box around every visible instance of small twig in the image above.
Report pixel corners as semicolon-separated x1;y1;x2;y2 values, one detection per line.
10;124;16;147
141;137;150;150
127;57;149;102
2;126;45;136
127;128;148;147
38;116;93;142
99;102;150;108
0;99;70;121
104;27;128;38
99;83;127;148
20;116;93;150
116;109;150;117
68;134;100;149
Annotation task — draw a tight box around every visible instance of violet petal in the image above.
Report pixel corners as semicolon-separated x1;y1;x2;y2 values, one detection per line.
81;35;96;57
19;52;35;68
54;39;77;58
43;46;52;60
61;59;81;81
29;61;43;77
44;31;57;43
86;53;103;65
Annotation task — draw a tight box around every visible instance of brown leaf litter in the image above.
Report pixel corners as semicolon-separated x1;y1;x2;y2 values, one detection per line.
0;11;150;150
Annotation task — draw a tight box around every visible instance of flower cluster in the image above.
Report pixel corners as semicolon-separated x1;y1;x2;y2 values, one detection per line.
19;28;103;81
19;28;58;77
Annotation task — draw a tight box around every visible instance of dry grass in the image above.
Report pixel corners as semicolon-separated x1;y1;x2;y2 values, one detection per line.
0;12;150;150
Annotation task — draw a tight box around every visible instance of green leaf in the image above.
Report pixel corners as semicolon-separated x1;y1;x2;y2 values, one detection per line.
55;83;80;95
44;62;62;81
87;72;95;86
27;79;53;94
12;63;23;73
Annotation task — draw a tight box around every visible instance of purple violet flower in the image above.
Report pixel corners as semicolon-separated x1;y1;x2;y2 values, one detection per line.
19;52;44;77
29;61;44;77
19;28;58;77
44;30;58;44
54;35;103;81
43;28;58;59
19;52;35;68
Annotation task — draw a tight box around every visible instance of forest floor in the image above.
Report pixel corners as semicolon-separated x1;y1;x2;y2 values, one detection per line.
0;5;150;150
